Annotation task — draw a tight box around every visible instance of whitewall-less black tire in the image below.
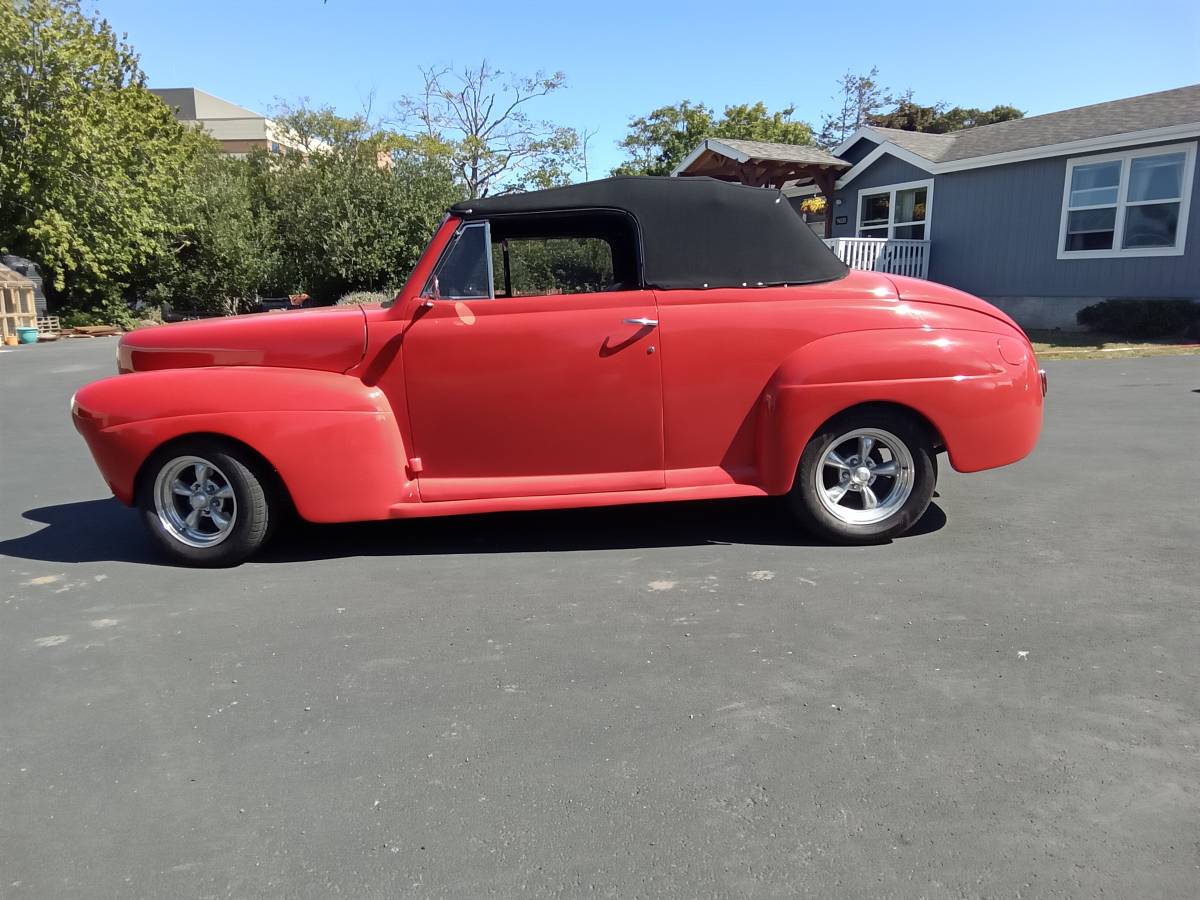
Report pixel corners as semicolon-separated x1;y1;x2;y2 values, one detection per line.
137;439;275;567
788;408;936;544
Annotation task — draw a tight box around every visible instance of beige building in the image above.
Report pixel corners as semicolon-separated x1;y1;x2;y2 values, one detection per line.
150;87;307;156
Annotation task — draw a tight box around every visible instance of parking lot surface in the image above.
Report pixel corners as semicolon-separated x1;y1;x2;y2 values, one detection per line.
2;338;1198;898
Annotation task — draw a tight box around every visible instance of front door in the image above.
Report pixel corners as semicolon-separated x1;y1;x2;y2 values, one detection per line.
402;221;664;502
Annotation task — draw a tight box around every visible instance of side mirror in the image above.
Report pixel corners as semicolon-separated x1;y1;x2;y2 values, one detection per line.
403;297;436;334
411;276;438;319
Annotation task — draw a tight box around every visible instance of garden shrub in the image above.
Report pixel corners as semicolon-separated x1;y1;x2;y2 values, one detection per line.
1076;299;1200;340
58;295;139;330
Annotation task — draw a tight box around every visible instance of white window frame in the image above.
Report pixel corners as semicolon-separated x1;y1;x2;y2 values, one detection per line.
855;178;934;240
1057;141;1195;260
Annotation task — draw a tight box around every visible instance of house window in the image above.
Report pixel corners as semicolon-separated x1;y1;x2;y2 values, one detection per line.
1058;142;1195;259
856;180;933;240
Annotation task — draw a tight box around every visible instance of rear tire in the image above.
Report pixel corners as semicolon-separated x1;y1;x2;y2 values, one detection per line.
137;439;276;567
787;408;936;544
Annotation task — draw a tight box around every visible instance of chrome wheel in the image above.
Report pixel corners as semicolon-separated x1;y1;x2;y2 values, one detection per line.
153;455;238;548
814;428;915;526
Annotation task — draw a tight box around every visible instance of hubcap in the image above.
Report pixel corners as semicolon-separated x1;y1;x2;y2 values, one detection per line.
153;456;237;548
814;428;915;526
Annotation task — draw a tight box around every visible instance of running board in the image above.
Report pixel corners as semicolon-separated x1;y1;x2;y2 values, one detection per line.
388;482;768;519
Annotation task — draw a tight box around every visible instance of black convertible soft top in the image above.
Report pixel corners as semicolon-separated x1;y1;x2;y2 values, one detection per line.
449;176;848;291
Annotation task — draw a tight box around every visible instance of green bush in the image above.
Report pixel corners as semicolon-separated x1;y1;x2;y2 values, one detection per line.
58;295;138;329
1076;299;1200;339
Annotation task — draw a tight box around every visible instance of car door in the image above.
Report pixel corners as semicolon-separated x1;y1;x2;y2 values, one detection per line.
401;220;665;502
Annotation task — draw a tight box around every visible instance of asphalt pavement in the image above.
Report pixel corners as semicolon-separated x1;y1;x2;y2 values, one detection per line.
2;338;1197;898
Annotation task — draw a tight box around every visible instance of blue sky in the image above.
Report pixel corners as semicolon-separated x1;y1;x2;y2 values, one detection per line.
97;0;1199;175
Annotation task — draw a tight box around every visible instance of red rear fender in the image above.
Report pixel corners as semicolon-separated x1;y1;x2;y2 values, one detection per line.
757;328;1043;492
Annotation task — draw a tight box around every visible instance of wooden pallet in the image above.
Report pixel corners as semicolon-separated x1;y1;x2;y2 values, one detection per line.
36;315;61;336
1;265;37;342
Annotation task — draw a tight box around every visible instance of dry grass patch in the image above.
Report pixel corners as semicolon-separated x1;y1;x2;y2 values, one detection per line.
1026;329;1200;360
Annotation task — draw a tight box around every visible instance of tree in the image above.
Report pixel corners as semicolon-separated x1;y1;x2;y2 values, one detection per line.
395;61;582;198
815;68;892;148
0;3;467;321
612;101;713;177
956;104;1023;129
264;104;462;303
869;93;1024;133
716;102;814;145
613;101;814;177
268;98;377;152
136;140;280;316
815;69;1023;144
132;102;462;313
0;0;196;316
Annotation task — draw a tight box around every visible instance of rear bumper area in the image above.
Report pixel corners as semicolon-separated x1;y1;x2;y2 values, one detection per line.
931;354;1044;473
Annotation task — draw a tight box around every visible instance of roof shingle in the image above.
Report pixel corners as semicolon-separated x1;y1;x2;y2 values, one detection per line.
865;84;1200;163
711;138;848;166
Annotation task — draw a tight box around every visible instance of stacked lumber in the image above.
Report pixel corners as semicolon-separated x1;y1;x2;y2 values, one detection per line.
60;325;122;338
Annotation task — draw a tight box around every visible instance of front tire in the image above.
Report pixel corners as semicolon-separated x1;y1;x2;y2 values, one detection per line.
137;439;275;566
788;408;936;544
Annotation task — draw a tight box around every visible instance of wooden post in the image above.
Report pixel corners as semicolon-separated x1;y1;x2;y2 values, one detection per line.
811;168;838;239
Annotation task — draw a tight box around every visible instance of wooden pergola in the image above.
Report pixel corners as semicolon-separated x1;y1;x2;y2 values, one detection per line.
672;138;849;238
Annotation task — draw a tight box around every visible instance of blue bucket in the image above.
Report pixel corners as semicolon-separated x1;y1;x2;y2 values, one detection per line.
16;326;38;344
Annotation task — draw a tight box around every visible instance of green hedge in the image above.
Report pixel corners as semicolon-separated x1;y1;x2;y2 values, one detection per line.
1076;299;1200;340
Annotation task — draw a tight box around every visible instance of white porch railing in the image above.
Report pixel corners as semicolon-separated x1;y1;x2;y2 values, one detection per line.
823;237;930;280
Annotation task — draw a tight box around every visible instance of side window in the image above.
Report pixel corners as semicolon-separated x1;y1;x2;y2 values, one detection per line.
424;222;492;300
492;237;617;298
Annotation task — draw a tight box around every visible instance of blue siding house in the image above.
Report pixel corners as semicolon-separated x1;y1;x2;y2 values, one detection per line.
674;85;1200;329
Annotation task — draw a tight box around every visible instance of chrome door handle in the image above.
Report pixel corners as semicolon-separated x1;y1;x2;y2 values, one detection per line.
623;317;658;327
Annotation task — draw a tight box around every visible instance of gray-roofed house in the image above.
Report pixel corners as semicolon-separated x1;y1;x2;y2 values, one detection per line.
149;88;310;157
674;84;1200;328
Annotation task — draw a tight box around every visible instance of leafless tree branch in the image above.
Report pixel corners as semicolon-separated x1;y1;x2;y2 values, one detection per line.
394;60;579;197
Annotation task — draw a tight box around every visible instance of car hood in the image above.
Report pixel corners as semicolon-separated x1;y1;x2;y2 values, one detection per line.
118;306;368;375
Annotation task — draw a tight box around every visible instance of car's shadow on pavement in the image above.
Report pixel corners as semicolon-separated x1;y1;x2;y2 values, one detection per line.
2;498;162;566
1;496;947;566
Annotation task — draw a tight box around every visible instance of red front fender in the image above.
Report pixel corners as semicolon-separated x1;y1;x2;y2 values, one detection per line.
72;367;414;522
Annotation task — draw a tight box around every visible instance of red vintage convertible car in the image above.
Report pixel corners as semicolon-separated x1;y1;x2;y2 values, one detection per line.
72;177;1045;565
